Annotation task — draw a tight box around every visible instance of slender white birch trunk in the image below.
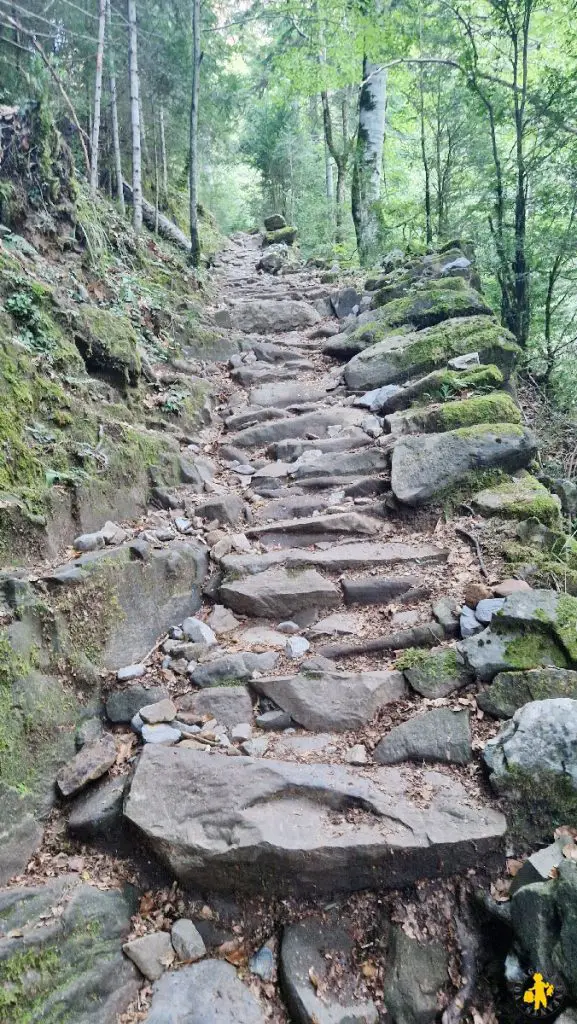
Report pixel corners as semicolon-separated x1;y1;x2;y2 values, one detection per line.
89;0;106;192
352;61;387;263
189;0;201;266
127;0;142;231
160;105;168;197
106;0;124;213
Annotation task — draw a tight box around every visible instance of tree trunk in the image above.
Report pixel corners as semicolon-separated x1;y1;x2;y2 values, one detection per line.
352;60;387;264
153;115;159;233
89;0;106;192
160;104;168;197
127;0;142;232
189;0;201;267
324;137;334;210
106;0;124;213
335;161;346;244
418;68;432;245
123;180;190;250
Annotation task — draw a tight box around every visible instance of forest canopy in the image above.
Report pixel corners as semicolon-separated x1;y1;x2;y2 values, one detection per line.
2;0;577;405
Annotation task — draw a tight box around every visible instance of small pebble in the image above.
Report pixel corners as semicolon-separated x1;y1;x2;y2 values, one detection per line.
277;621;300;634
285;636;310;659
249;944;275;981
141;723;181;745
256;710;292;731
140;698;177;724
232;723;252;741
346;743;368;765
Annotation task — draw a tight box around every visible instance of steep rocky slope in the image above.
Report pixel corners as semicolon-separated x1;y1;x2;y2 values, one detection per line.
1;147;577;1021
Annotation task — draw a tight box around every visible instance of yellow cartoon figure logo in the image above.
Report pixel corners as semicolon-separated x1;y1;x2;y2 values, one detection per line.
514;969;565;1018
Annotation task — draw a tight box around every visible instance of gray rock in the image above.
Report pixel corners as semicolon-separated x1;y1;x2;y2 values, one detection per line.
510;881;558;977
250;381;328;408
106;685;169;723
382;924;448;1024
178;687;254;730
286;636;310;659
250;670;406;732
74;531;105;553
432;596;461;638
246;510;380;540
75;716;103;749
374;709;472;765
280;917;378;1024
392;426;536;506
232;722;253;741
496;589;577;662
477;668;577;718
207;604;240;634
68;775;127;839
346;744;368;765
256;710;292;730
232;298;320;333
343;574;424;606
124;749;506;895
181;617;217;645
141;723;182;745
241;736;270;757
460;605;483;638
140;698;177;723
56;733;117;797
458;626;568;682
191;654;251;688
404;647;473;698
117;663;146;681
278;620;301;634
242;651;280;673
0;878;138;1021
264;214;287;230
230;408;365;448
353;384;402;412
249;943;275;981
549;477;577;515
311;612;358;635
475;597;506;624
290;448;388;481
197;494;244;526
145;959;266;1023
448;351;479;369
509;838;571;896
484;698;577;791
220;567;341;618
331;286;362;319
171;918;206;962
123;930;174;980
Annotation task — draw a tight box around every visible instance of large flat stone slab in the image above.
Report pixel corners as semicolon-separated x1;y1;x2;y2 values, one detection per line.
245;512;380;541
290;448;389;480
220;541;448;576
250;670;406;731
220;567;340;617
250;382;330;408
146;960;266;1024
124;747;506;894
391;425;536;506
232;298;320;333
230;408;365;447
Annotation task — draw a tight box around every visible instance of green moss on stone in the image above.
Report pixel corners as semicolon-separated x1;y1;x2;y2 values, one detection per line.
53;558;125;665
502;764;577;843
503;632;569;670
419;364;504;402
451;421;525;441
434;393;521;431
555;595;577;662
70;305;141;384
395;647;429;670
264;226;297;245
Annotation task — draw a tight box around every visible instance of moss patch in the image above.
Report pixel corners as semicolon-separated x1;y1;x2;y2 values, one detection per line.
68;305;141;384
418;364;504;402
473;475;562;528
502;631;569;670
263;226;297;246
501;764;577;844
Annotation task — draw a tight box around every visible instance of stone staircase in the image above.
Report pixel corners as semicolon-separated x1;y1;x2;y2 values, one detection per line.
3;230;577;1023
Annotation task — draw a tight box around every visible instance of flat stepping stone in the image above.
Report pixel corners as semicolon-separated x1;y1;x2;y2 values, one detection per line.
225;406;287;431
232;298;320;333
230;408;365;447
177;686;253;729
220;541;448;576
124;747;506;894
246;512;380;541
280;917;378;1024
310;612;359;635
220;567;341;617
374;708;472;765
250;669;405;731
56;734;117;797
342;574;424;606
250;382;330;408
270;431;371;461
391;425;536;506
254;493;340;522
290;447;389;480
232;364;310;386
145;960;266;1024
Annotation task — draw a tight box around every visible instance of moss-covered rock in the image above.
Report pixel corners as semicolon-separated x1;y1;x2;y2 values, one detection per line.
263;225;297;246
342;315;520;388
477;667;577;718
472;473;562;527
68;305;141;385
386;391;521;436
503;536;577;595
401;645;474;697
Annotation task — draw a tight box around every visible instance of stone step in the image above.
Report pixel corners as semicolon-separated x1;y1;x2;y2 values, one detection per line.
219;566;341;617
249;381;331;408
219;540;448;576
245;511;382;542
290;447;389;481
230;408;365;447
231;299;321;333
124;746;506;895
268;430;371;461
253;492;345;521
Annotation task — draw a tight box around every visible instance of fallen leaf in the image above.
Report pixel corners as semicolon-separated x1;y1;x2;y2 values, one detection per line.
506;858;524;877
361;960;377;979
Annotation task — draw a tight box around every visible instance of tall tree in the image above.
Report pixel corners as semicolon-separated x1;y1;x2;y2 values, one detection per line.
89;0;107;193
106;0;124;213
127;0;142;231
189;0;201;266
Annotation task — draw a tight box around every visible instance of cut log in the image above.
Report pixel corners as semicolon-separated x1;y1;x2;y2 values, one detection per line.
123;180;191;252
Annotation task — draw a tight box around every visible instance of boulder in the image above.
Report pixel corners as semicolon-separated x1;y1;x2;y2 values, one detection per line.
124;746;506;894
484;699;577;837
472;474;562;527
231;299;319;333
250;670;406;731
494;589;577;663
330;287;362;319
220;541;448;577
106;684;169;723
391;425;537;506
67;775;127;839
0;877;138;1021
374;709;472;765
280;917;378;1024
190;654;252;688
263;226;297;246
197;494;244;526
56;733;117;798
341;316;519;388
458;626;568;682
145;960;266;1024
404;647;473;698
264;214;287;231
385;392;521;436
219;567;341;618
122;930;174;981
477;668;577;718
